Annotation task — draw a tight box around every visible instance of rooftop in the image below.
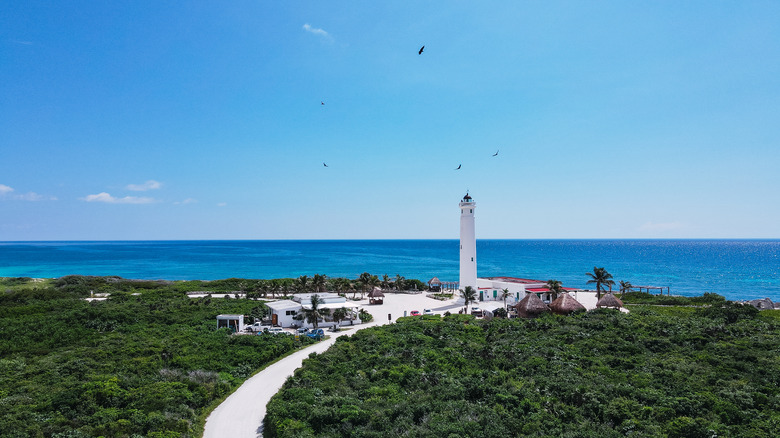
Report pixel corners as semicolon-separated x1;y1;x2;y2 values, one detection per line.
527;287;579;292
265;300;302;311
481;276;546;285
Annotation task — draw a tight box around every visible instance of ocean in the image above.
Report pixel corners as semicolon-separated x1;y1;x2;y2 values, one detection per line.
1;240;778;301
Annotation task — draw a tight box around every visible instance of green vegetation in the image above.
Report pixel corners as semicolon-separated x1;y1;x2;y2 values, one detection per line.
460;286;476;313
621;291;727;306
357;309;373;324
0;276;314;437
266;303;780;437
586;266;615;300
429;292;454;301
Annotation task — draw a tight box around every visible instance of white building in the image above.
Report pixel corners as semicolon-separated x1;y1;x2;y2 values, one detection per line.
293;293;351;308
475;277;579;305
265;300;302;327
216;314;245;332
459;193;477;291
266;293;361;328
476;277;546;304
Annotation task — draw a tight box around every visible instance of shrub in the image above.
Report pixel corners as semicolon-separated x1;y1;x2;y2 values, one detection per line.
265;302;780;437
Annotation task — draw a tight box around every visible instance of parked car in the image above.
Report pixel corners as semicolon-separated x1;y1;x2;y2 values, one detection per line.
423;309;434;315
306;328;325;340
471;307;483;317
410;310;421;316
265;327;287;335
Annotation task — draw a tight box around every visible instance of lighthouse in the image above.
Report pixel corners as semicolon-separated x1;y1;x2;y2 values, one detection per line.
459;193;477;291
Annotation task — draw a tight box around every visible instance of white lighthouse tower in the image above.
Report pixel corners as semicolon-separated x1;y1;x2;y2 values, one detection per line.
459;193;477;291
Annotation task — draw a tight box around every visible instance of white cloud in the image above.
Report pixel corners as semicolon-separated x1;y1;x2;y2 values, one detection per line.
16;192;45;201
638;221;684;232
0;184;56;201
217;202;227;207
126;180;162;191
83;192;156;204
303;23;331;40
174;198;197;205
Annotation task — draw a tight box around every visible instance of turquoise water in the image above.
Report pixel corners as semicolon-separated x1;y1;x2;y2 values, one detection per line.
1;240;778;301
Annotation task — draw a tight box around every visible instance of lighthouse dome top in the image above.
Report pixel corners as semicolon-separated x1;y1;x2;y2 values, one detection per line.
462;193;472;202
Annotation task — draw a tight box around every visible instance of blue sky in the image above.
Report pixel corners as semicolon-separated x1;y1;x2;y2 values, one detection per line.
2;1;779;240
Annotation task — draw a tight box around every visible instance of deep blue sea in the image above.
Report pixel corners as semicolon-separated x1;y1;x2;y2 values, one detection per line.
1;240;778;301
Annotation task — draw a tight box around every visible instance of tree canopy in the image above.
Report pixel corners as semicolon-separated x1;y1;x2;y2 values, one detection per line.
266;303;780;437
0;276;313;437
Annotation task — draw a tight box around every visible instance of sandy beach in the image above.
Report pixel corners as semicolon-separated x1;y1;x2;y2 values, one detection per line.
202;290;607;437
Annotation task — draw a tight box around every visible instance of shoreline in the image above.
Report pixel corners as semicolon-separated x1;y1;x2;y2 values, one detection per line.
2;240;779;301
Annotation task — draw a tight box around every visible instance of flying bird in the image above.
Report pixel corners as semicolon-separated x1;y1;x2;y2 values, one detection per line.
321;101;325;105
418;45;424;55
492;150;499;157
455;164;461;170
323;162;328;167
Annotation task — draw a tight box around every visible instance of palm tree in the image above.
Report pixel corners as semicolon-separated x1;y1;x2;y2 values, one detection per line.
381;274;391;290
499;288;511;309
461;286;477;314
331;307;348;328
332;277;350;296
367;275;380;299
586;267;615;300
296;275;310;293
357;272;370;299
619;280;632;298
268;279;281;299
301;294;330;330
281;278;296;297
312;274;327;293
395;274;405;291
252;280;269;299
546;279;563;301
357;272;379;300
350;279;360;300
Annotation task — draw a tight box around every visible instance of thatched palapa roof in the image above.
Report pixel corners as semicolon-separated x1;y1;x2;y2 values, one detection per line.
368;290;385;298
515;292;550;318
596;292;624;309
549;292;586;315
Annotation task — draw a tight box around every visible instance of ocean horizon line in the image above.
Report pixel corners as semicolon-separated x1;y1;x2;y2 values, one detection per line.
2;240;778;300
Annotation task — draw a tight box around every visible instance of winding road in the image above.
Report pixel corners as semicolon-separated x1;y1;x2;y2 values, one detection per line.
202;325;373;438
202;293;442;437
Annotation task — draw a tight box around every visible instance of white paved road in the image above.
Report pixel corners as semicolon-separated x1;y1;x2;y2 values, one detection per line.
202;292;447;438
202;327;369;438
202;292;603;437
